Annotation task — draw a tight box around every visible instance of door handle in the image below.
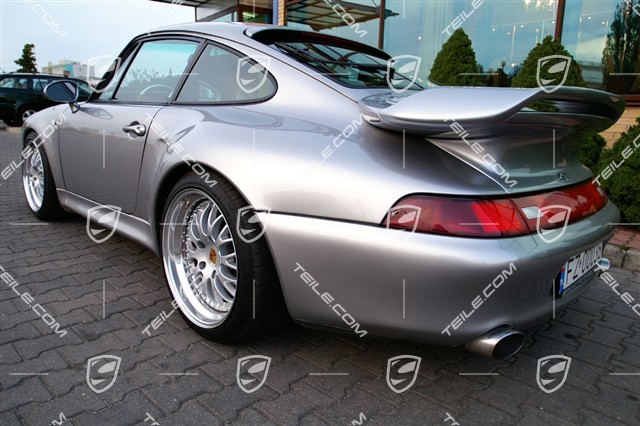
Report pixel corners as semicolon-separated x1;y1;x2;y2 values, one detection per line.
122;122;146;137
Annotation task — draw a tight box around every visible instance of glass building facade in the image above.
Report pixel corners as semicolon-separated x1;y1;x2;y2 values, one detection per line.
154;0;639;99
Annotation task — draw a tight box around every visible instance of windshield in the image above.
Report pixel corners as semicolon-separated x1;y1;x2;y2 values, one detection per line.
272;41;424;91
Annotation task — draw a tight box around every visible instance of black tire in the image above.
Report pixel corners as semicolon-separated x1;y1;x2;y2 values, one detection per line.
22;133;65;220
161;171;288;342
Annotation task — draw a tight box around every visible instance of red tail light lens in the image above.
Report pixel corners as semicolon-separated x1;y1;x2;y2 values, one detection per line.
512;181;607;232
384;181;607;238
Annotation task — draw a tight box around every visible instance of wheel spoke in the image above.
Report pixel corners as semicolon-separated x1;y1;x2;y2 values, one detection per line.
162;189;239;329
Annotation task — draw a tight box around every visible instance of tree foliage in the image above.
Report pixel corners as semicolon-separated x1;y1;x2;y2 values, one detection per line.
428;29;483;86
595;117;640;230
511;36;585;89
602;0;640;93
603;0;640;74
15;43;38;73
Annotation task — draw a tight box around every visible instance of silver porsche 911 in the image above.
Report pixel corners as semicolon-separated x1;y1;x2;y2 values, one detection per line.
22;22;623;358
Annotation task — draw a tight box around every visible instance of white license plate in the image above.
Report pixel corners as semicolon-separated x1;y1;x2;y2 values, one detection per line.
559;242;603;293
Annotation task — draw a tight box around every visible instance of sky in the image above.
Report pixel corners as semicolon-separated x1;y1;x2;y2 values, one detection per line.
0;0;194;73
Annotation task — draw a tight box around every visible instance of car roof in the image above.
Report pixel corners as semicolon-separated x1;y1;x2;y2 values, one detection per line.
148;22;386;57
1;73;86;81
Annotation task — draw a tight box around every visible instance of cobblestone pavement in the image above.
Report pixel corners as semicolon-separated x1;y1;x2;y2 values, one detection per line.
1;130;639;425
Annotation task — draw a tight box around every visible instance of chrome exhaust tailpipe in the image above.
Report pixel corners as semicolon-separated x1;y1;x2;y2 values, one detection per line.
465;327;525;359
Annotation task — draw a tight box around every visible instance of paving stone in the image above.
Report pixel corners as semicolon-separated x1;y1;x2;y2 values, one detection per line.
600;311;639;334
0;410;21;426
555;307;600;331
312;386;396;425
299;359;376;400
71;390;158;424
370;393;450;425
588;381;640;423
0;349;68;388
517;407;576;425
260;354;316;394
160;399;223;425
0;377;52;412
158;329;203;353
529;383;595;423
0;343;21;364
12;330;83;360
72;312;136;342
582;323;633;351
56;333;128;365
143;372;223;413
16;386;107;424
466;374;536;418
197;384;278;423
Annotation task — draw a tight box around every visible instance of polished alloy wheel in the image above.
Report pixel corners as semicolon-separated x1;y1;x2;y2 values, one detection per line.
22;142;45;211
163;189;239;329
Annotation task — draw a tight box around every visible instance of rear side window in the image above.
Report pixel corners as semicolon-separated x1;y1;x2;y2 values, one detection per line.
176;44;276;103
0;77;29;90
114;40;198;103
33;78;52;92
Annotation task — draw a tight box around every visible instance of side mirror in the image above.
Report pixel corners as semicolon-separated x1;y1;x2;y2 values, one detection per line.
44;80;80;103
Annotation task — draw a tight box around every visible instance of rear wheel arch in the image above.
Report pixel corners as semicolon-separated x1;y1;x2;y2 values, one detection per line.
156;164;289;341
153;163;253;253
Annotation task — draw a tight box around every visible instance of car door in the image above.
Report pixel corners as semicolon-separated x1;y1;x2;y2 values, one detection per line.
0;76;29;123
58;38;200;213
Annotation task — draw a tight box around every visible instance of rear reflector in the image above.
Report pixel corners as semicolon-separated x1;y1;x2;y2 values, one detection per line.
384;181;607;238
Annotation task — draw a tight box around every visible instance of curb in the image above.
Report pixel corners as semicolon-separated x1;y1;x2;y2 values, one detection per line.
605;244;640;271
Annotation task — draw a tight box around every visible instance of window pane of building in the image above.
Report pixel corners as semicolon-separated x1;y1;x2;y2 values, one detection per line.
285;0;380;47
563;0;639;94
383;0;557;83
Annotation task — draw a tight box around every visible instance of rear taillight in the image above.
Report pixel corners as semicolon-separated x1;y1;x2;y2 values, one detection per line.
383;181;607;238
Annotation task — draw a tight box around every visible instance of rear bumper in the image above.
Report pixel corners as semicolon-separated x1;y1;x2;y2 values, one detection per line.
263;201;619;346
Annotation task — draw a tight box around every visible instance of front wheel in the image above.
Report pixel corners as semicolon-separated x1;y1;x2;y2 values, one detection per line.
161;172;287;341
22;134;65;220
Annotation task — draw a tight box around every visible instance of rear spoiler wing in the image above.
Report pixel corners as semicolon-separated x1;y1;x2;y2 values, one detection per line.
359;86;626;135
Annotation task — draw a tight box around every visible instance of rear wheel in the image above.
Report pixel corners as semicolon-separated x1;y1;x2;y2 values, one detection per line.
20;107;37;124
161;172;287;341
22;133;65;220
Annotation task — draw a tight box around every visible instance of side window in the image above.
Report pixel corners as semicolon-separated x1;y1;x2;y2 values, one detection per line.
15;78;29;90
177;44;276;103
33;78;51;92
114;40;198;103
0;77;16;88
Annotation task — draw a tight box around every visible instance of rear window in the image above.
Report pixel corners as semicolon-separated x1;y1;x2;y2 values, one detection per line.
264;37;423;91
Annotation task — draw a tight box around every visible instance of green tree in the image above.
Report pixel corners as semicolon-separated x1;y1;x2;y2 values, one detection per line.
428;29;482;86
595;117;640;230
580;134;607;171
511;36;606;173
511;35;585;89
602;0;640;93
14;43;38;73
